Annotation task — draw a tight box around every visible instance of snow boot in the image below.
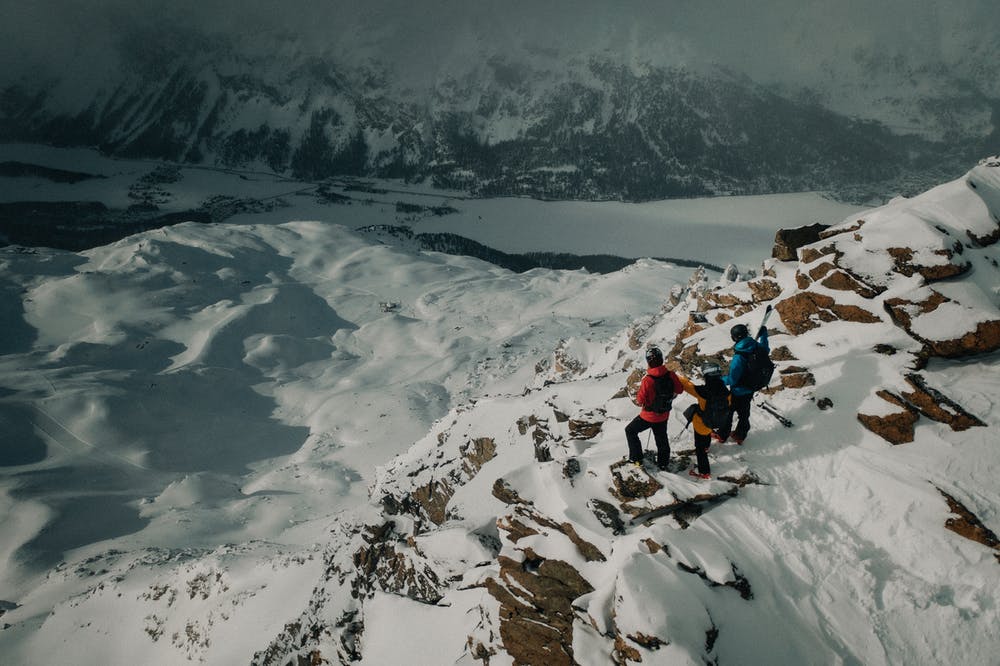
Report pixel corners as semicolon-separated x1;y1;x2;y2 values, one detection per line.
688;468;711;480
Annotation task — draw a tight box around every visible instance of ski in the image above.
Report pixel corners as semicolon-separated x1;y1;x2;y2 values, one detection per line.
757;304;774;335
630;487;738;524
757;400;793;427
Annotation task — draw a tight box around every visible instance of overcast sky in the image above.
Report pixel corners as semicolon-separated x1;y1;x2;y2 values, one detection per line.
1;0;997;91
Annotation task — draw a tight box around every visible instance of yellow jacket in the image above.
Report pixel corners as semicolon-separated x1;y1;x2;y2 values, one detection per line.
678;375;731;436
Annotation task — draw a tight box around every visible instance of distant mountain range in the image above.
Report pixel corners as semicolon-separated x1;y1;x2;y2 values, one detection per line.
2;23;996;202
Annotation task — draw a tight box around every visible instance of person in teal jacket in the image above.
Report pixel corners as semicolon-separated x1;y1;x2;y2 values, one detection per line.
719;323;769;444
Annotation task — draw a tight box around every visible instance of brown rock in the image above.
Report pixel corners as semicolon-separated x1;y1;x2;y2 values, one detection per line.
808;261;837;281
493;478;533;506
938;489;1000;562
677;314;707;342
795;271;813;290
928;320;1000;358
966;225;1000;247
498;516;540;543
704;290;747;308
569;415;604;440
772;223;831;261
819;219;866;239
558;522;607;563
885;291;1000;358
856;391;919;444
353;530;445;603
820;270;884;298
609;461;663;504
627;324;644;350
799;244;838;265
900;374;986;431
775;291;881;335
885;246;971;281
781;372;815;389
412;478;455;525
749;278;782;302
554;346;586;376
770;346;797;362
624;367;645;399
884;291;949;329
461;437;497;477
484;554;594;666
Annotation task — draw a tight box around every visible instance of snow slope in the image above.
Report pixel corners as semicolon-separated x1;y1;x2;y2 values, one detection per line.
1;155;998;664
0;212;698;662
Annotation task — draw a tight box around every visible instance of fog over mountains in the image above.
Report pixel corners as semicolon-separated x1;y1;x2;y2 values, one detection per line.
2;0;998;200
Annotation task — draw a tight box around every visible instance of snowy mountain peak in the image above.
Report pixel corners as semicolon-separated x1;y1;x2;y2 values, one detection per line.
248;160;1000;663
2;160;999;664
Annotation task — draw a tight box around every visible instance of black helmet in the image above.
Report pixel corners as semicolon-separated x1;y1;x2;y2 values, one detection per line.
645;346;664;367
730;323;749;342
700;362;722;378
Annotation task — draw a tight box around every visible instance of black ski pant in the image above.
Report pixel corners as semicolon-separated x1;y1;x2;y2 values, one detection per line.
694;431;711;475
720;392;753;440
625;416;669;467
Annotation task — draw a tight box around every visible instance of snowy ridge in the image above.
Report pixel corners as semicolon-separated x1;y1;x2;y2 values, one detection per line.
311;162;999;663
1;161;999;664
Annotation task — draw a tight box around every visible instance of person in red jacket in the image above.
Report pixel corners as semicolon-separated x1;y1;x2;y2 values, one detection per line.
625;347;683;470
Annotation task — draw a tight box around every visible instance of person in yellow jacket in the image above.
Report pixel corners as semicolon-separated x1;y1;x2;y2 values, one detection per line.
677;363;732;480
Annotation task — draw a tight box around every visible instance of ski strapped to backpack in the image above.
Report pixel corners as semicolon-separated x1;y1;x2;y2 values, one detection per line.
647;373;676;413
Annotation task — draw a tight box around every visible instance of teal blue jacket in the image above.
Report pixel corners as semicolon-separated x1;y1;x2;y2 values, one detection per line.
723;328;770;396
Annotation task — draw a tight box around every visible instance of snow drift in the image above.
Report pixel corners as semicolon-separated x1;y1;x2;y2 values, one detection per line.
0;158;998;664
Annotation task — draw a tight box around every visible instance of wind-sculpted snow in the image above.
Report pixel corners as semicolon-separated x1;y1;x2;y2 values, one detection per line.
2;161;1000;664
0;212;694;663
337;161;998;664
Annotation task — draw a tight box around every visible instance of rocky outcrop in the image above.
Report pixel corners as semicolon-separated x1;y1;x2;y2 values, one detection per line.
772;223;831;261
517;415;556;462
899;374;985;431
779;366;816;389
568;411;605;440
461;437;497;477
609;461;663;506
553;340;587;378
483;551;594;666
857;391;919;444
748;278;782;302
411;479;456;526
818;268;884;298
352;522;445;603
499;504;606;563
938;489;1000;564
858;375;984;443
885;246;970;281
884;290;1000;358
775;291;881;335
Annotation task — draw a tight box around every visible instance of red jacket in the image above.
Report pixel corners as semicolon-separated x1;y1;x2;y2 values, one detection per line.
636;365;682;423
